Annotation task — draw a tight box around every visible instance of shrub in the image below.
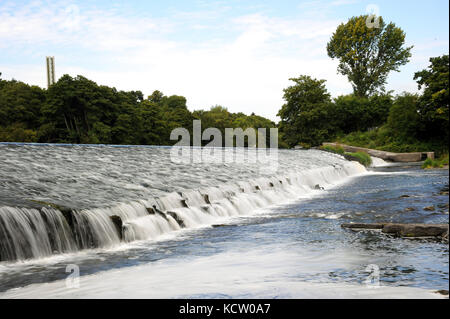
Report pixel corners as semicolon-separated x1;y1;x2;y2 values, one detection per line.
422;154;449;169
0;124;38;142
344;152;372;167
320;145;345;154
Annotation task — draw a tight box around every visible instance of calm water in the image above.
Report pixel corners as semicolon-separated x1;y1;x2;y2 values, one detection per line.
0;144;448;298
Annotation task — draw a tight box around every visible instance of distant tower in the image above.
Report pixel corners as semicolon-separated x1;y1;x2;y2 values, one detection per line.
46;56;55;88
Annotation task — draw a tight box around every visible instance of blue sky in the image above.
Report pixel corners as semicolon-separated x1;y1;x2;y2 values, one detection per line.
0;0;448;120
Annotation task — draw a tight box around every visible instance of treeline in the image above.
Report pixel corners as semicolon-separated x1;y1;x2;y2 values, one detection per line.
339;55;449;154
277;75;392;147
0;73;275;145
278;14;448;155
278;55;449;154
1;14;448;153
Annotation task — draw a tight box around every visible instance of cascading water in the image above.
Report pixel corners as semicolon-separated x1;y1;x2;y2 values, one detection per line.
0;144;366;262
0;207;76;261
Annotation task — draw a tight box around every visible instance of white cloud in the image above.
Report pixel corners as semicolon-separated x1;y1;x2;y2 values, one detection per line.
3;1;440;121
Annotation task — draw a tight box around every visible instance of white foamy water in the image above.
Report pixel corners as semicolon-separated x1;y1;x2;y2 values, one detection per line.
0;145;367;262
0;145;447;298
370;156;391;167
0;248;443;299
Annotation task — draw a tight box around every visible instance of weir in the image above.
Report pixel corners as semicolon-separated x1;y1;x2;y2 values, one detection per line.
0;162;366;262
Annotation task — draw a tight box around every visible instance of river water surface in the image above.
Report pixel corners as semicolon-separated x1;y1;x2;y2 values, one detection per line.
0;144;448;298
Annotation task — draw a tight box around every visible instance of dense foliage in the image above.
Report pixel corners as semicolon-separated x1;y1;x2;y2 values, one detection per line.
327;15;412;97
422;155;449;169
414;55;449;142
277;76;333;147
1;14;447;155
337;55;449;156
277;75;393;148
282;16;446;153
0;73;275;146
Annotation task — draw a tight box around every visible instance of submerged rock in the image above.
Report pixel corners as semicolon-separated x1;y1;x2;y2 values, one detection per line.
181;199;189;208
110;215;123;240
424;206;435;211
166;211;186;228
341;223;385;229
203;194;211;204
436;290;449;296
438;185;449;196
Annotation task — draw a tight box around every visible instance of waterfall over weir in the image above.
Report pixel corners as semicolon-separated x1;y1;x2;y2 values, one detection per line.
0;162;366;262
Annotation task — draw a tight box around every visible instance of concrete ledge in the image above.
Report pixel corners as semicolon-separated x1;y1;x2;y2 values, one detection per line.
323;142;434;162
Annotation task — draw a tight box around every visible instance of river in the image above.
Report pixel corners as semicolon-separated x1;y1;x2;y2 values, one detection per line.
0;144;448;298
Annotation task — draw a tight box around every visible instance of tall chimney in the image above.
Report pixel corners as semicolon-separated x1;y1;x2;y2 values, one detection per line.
46;56;55;88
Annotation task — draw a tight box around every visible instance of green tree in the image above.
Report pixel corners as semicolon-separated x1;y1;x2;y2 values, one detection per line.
192;105;276;147
413;54;449;141
387;93;421;140
331;93;392;134
0;72;276;146
277;75;333;147
42;75;99;143
0;79;45;129
327;15;412;97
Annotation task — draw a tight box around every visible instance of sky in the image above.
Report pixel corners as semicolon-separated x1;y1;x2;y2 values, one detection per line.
0;0;448;121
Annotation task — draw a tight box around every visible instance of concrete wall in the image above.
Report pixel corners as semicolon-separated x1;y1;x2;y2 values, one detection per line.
322;143;434;162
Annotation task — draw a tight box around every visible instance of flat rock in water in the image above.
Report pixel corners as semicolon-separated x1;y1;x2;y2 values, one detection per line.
382;223;448;237
341;223;385;229
342;223;449;239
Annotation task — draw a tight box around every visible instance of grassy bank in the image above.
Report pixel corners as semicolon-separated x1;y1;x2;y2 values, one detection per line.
320;145;372;167
336;127;448;157
422;154;449;169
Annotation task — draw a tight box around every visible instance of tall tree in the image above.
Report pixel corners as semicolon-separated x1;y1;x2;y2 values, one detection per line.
327;15;412;97
277;75;333;147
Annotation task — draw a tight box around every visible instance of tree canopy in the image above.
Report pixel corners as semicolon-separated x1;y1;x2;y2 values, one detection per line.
0;73;275;146
277;75;333;147
327;15;412;97
277;75;395;147
414;55;449;141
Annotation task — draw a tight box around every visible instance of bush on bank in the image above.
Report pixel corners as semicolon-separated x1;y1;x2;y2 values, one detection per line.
422;154;449;169
319;145;372;167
